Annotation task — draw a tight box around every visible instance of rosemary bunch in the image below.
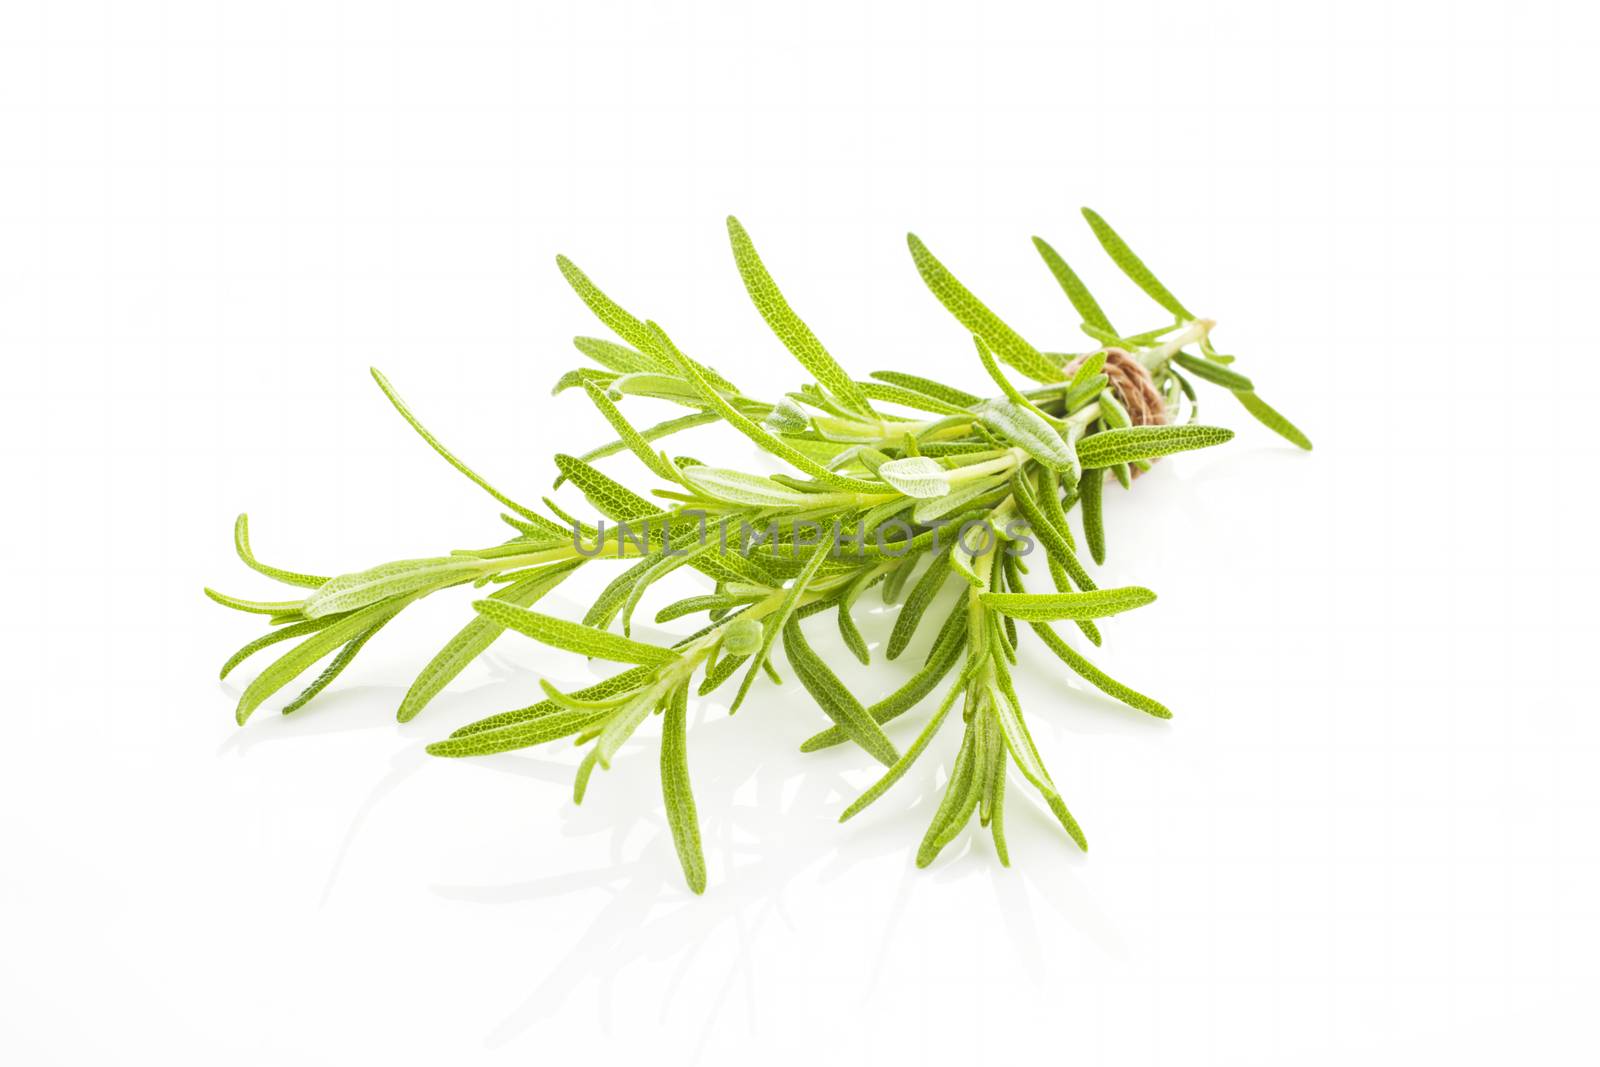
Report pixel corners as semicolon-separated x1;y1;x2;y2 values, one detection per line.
208;209;1309;891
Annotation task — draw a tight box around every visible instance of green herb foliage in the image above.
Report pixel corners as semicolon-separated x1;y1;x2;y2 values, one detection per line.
209;211;1309;890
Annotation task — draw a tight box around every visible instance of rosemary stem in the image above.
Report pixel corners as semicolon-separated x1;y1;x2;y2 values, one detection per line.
1137;317;1214;371
946;448;1026;485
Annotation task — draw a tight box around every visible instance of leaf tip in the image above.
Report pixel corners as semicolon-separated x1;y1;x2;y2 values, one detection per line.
1048;795;1088;850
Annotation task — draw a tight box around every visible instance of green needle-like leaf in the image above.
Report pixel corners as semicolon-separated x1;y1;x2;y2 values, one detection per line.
839;682;960;822
916;723;979;867
1233;390;1313;450
655;593;755;624
446;666;658;739
371;368;541;520
1081;207;1193;320
281;618;392;715
803;599;966;751
592;693;657;768
912;473;1008;524
551;367;618;396
397;562;581;722
233;514;326;589
991;685;1086;851
1068;351;1106;392
578;380;687;486
697;650;749;696
204;589;305;616
583;554;663;632
572;749;601;804
907;233;1066;384
650;322;885;494
1075;424;1234;468
555;256;676;367
1171;352;1254;391
1078;464;1106;565
235;596;415;725
219;619;332;679
988;744;1010;865
979;585;1155;622
426;707;613;758
1032;235;1116;334
877;456;951;499
472;601;679;666
303;557;483;619
887;553;952;660
975;399;1076;473
553;453;656;520
727;216;875;419
573;336;660;374
783;620;899;766
1028;622;1171;718
972;335;1051;418
729;539;831;712
834;567;883;666
539;689;619;724
681;466;822;509
1064;372;1109;413
1009;471;1070;563
660;683;707;893
868;371;981;408
620;540;716;636
856;381;969;415
556;255;739;392
572;411;722;470
604;371;710;407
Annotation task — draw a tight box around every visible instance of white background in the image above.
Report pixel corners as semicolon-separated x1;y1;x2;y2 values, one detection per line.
3;1;1598;1063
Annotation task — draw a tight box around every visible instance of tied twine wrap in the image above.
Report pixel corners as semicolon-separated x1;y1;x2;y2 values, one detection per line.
1061;348;1167;427
1062;348;1167;480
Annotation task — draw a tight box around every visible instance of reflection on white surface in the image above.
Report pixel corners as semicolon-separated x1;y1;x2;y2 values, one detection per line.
221;602;1142;1048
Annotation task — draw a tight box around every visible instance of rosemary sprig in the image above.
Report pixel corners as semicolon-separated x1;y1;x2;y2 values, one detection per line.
209;209;1309;891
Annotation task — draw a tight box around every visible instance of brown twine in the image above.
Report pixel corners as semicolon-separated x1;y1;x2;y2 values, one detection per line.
1061;348;1167;479
1061;348;1167;427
